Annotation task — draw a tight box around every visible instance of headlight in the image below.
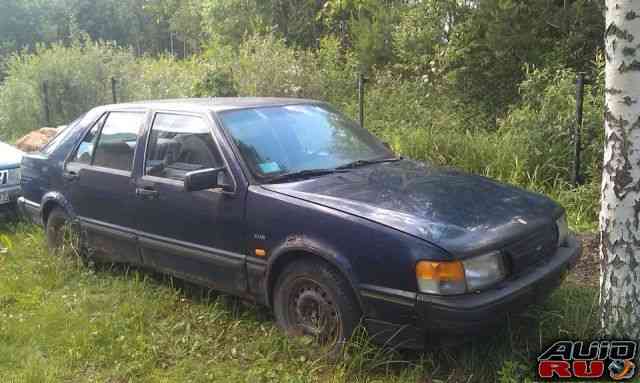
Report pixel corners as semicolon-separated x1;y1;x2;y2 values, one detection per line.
556;214;569;247
7;167;20;185
462;251;507;292
416;251;507;295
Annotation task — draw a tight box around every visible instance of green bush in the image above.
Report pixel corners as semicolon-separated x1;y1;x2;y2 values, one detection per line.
315;36;359;108
0;39;133;140
230;33;358;105
0;40;218;141
364;59;604;187
498;61;604;184
232;34;317;98
122;56;207;101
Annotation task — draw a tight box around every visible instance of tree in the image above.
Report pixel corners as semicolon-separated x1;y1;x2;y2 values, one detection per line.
200;0;272;47
600;0;640;338
391;0;466;79
0;0;53;56
440;0;603;125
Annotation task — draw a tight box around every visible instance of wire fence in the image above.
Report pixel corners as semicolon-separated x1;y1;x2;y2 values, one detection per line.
39;72;590;186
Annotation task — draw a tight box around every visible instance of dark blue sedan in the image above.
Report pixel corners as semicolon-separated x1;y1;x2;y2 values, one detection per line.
18;98;581;351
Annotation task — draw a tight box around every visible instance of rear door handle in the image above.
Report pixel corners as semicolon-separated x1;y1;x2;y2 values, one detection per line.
136;187;159;199
63;171;79;181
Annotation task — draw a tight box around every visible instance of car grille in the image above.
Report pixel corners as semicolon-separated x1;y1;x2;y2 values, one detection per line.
504;225;558;275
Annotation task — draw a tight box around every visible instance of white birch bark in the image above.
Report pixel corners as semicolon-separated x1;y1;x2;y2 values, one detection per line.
601;0;640;338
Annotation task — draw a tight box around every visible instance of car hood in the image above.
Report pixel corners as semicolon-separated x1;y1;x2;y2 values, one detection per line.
262;160;562;257
0;142;23;169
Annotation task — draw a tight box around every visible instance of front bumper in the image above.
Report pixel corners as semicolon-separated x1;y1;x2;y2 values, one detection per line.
16;196;42;224
0;185;21;208
363;234;581;349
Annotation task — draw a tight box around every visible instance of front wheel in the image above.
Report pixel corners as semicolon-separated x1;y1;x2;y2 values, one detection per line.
273;259;361;355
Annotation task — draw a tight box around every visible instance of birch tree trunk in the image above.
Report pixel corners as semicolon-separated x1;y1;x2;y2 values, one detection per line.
600;0;640;338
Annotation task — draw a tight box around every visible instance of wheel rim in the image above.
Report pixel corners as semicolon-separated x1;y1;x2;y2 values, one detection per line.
286;278;341;346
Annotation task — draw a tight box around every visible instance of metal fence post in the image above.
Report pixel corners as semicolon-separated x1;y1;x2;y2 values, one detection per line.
573;73;585;186
42;81;51;126
111;77;117;104
357;73;366;129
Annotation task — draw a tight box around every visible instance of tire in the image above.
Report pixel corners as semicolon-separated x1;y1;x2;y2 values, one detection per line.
273;259;361;356
45;207;80;256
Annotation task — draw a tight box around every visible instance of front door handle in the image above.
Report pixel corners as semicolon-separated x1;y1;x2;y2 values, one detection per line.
135;187;159;199
63;171;79;181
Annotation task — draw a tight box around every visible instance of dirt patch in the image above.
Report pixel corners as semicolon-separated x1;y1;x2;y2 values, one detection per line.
15;126;63;152
566;233;599;287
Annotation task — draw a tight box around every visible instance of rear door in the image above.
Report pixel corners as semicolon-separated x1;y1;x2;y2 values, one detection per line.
133;111;247;294
64;110;147;263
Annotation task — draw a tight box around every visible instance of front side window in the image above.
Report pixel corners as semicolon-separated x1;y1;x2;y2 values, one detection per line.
92;112;144;172
145;113;222;181
218;104;392;179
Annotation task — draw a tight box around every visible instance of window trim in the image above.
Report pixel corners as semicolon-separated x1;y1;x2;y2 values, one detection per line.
85;114;110;167
141;110;237;194
65;109;147;175
84;165;133;178
66;112;107;167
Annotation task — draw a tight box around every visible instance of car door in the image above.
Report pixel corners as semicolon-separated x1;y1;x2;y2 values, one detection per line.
134;111;247;294
64;110;147;264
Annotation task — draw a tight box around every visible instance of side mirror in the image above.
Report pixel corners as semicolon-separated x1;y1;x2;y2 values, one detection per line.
184;167;233;192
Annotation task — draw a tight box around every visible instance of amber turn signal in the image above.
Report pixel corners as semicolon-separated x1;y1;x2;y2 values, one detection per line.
416;260;465;281
416;260;466;295
254;248;267;257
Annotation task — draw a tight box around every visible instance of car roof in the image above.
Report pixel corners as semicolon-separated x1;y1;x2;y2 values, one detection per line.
101;97;321;114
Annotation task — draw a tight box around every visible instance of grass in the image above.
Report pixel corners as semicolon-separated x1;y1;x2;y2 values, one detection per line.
0;221;600;383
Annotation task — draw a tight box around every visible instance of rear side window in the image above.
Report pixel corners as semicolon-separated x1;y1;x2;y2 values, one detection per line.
145;113;222;181
74;114;106;164
92;112;145;172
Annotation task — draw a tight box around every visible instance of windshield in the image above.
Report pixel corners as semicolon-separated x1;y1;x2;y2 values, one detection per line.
218;104;393;180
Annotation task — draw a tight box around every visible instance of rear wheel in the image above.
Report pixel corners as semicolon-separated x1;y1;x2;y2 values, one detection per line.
45;207;81;257
273;259;361;355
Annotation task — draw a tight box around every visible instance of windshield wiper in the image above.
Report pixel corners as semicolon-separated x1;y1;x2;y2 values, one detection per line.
266;168;349;183
335;157;402;170
266;157;402;183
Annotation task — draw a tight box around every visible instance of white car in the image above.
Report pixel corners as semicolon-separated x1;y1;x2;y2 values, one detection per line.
0;141;23;213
